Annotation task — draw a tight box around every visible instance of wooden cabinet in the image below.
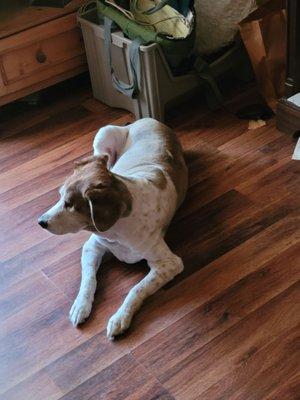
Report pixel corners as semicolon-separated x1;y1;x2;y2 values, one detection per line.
0;1;87;106
276;0;300;135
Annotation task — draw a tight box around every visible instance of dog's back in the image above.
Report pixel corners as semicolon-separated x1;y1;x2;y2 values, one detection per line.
110;118;188;208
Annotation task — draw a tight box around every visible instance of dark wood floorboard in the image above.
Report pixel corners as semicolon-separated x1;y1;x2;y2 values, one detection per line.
0;82;299;400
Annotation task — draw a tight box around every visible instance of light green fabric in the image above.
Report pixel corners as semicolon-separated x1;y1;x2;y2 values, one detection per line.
97;0;196;70
130;0;192;39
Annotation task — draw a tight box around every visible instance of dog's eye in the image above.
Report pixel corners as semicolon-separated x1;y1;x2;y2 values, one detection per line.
64;201;72;209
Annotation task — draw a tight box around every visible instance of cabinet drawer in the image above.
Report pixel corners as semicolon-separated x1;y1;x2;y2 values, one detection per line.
0;12;86;98
1;29;84;84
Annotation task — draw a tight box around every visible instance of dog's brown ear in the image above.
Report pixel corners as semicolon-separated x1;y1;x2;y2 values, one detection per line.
75;154;109;168
85;188;125;232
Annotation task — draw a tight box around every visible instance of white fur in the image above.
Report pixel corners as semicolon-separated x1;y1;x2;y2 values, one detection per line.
69;235;105;326
40;188;88;235
50;118;187;338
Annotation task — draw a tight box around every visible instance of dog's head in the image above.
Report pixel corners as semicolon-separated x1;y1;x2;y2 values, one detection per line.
38;155;132;235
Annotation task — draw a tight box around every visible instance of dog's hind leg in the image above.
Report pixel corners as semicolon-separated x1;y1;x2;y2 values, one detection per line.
93;125;129;169
70;234;106;326
106;239;184;339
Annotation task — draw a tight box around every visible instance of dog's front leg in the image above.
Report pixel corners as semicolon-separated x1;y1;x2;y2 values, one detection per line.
70;234;106;326
107;239;184;339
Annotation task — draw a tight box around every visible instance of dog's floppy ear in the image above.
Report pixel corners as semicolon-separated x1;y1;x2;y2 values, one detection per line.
85;188;125;232
75;154;109;168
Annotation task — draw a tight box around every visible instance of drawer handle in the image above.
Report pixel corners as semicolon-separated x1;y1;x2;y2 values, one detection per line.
36;50;47;64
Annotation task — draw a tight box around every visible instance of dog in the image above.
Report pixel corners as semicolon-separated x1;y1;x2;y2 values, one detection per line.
38;118;188;339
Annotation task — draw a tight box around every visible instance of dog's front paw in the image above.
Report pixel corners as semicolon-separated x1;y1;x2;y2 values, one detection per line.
69;297;92;327
107;310;132;340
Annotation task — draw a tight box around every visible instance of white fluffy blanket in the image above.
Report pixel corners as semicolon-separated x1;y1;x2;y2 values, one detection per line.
195;0;257;54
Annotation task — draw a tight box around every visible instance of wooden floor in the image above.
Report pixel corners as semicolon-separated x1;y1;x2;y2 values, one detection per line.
0;79;299;400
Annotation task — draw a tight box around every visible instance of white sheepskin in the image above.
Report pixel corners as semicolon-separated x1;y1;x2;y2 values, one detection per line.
195;0;257;54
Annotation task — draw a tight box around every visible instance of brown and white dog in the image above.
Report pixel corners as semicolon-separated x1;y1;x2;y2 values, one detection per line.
38;118;188;339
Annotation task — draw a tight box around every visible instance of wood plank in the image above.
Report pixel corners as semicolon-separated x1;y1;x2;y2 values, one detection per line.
59;353;174;400
0;230;88;293
1;29;84;85
169;195;299;284
0;159;87;217
0;272;56;321
1;371;63;400
175;111;249;148
0;113;131;213
1;111;129;185
0;64;87;106
199;325;299;400
1;331;131;400
186;147;276;191
0;1;87;40
218;123;283;157
0;52;86;97
0;283;81;394
0;9;81;52
0;79;89;139
259;133;296;161
0;105;125;172
0;105;91;167
171;189;255;243
132;243;300;383
237;160;300;205
262;373;300;400
134;283;299;399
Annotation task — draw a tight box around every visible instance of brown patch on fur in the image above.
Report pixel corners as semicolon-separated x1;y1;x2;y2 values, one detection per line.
147;168;167;190
74;154;108;168
132;123;187;206
160;130;188;207
63;155;132;232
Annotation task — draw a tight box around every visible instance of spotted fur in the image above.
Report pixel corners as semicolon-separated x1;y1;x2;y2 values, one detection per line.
38;118;188;338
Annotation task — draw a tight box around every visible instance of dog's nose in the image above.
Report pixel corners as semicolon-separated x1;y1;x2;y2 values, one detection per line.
38;219;48;229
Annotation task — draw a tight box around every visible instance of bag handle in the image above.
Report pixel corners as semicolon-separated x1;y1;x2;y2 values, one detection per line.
194;57;225;109
104;17;142;99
